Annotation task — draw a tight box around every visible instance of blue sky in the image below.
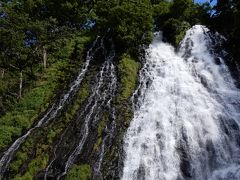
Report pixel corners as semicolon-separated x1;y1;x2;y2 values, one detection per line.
195;0;217;6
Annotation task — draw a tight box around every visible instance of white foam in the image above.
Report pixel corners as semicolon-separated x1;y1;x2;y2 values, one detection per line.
122;25;240;180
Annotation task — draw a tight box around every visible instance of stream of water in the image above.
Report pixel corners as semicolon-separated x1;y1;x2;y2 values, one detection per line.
122;25;240;180
43;40;117;179
0;37;100;176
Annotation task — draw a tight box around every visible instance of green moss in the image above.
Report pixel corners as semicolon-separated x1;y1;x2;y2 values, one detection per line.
9;138;34;175
9;134;50;179
97;113;108;136
67;164;92;180
27;154;49;175
93;112;109;151
93;138;102;151
13;172;32;180
117;54;140;102
46;74;91;144
47;128;62;144
12;153;49;179
65;84;90;123
9;151;28;172
101;54;140;177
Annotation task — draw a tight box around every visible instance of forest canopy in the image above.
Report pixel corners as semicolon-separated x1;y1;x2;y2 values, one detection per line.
0;0;239;113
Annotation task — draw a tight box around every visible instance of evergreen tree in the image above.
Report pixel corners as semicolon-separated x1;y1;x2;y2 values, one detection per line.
211;0;240;64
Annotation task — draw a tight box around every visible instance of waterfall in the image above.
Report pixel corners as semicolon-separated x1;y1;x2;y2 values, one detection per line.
122;25;240;180
44;39;117;179
0;37;100;176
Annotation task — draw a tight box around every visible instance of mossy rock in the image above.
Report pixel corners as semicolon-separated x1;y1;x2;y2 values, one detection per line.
117;54;140;102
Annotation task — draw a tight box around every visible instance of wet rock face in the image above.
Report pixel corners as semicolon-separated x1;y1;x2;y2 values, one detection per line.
35;37;134;180
209;33;240;88
0;33;136;180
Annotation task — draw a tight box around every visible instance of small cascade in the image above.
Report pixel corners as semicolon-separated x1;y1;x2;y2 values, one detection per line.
0;37;100;176
93;62;117;179
44;40;118;179
122;25;240;180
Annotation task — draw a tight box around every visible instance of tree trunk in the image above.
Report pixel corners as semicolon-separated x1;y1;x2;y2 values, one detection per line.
1;69;4;78
19;71;23;98
43;46;47;68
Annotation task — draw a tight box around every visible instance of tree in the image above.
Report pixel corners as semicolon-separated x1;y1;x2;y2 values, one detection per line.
152;1;172;29
210;0;240;65
162;18;190;45
113;0;153;47
0;1;32;98
170;0;193;19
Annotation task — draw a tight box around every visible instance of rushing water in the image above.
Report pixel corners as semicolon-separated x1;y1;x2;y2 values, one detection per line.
122;25;240;180
57;58;117;179
43;40;117;179
0;37;100;176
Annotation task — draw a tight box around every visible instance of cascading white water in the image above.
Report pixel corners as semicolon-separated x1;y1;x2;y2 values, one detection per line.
122;25;240;180
58;60;116;178
47;44;118;179
0;37;100;176
93;62;117;175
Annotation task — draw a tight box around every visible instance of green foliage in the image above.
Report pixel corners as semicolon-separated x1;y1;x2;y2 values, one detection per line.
110;0;154;50
12;146;49;179
95;0;153;51
13;172;32;180
0;61;65;150
8;68;92;179
210;0;240;64
9;137;33;173
117;54;140;102
152;0;210;46
24;154;49;177
0;0;94;114
8;62;93;178
153;1;171;26
163;19;191;46
0;1;45;71
171;0;193;19
0;35;91;150
11;143;49;179
94;112;109;151
67;164;92;180
94;0;118;30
